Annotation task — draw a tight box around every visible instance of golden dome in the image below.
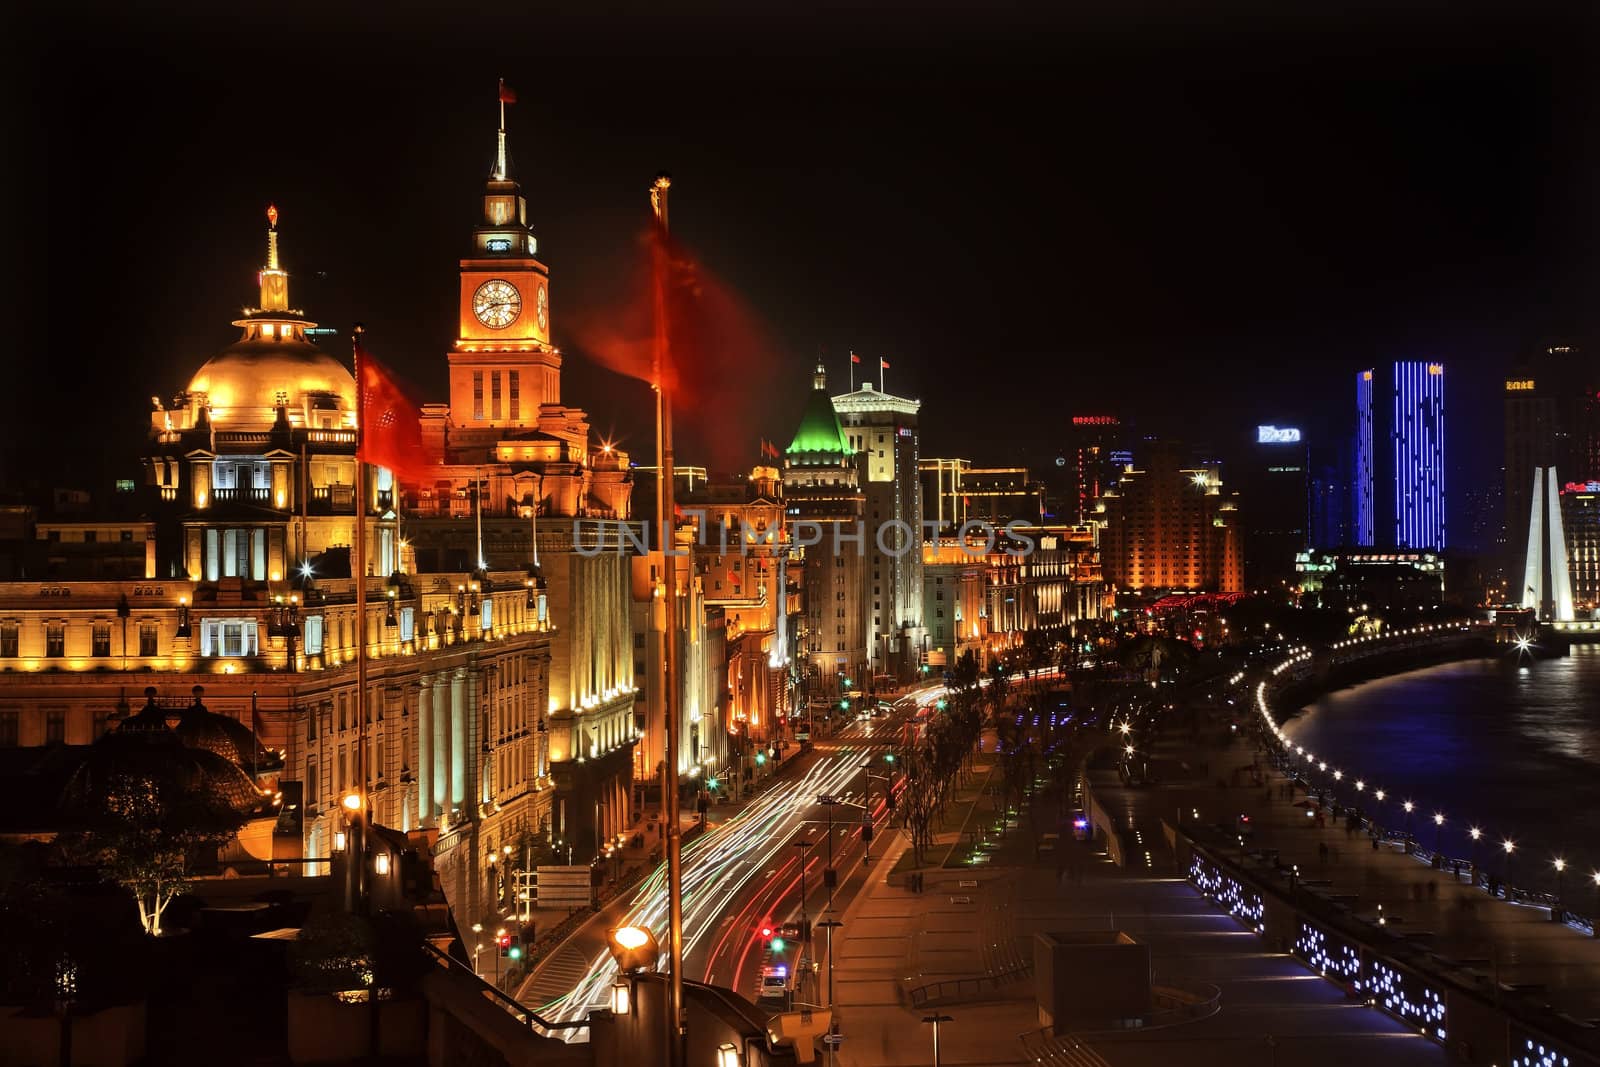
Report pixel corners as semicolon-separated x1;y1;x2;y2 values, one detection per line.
187;335;356;430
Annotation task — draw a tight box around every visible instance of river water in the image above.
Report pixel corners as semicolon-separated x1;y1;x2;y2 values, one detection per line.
1279;644;1600;897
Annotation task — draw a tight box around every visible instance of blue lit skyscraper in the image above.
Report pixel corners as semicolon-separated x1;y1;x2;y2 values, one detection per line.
1394;360;1445;550
1355;369;1375;546
1352;361;1445;550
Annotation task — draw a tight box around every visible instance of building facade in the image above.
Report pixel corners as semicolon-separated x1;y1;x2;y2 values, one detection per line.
832;382;926;681
1096;442;1243;594
1240;425;1309;590
1355;361;1445;551
784;366;868;700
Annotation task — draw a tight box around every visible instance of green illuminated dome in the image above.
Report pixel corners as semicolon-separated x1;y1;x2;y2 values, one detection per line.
786;364;849;459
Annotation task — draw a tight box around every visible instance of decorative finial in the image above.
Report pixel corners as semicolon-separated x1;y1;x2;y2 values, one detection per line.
265;204;281;271
651;172;672;229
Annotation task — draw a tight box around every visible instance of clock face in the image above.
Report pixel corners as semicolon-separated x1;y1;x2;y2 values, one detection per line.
472;279;521;329
536;284;548;331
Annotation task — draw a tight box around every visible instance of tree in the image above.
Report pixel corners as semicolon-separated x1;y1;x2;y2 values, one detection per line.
68;770;248;937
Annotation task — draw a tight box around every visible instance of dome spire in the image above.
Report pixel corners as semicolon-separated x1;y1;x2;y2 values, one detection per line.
259;204;289;312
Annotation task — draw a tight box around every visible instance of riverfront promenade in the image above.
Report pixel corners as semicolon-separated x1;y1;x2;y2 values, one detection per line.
1099;700;1600;1066
822;727;1449;1067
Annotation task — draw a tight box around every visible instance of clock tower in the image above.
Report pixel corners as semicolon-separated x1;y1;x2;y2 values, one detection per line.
446;96;558;432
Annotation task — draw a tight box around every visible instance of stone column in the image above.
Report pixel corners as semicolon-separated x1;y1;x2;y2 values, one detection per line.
432;674;450;818
451;667;468;811
417;675;433;826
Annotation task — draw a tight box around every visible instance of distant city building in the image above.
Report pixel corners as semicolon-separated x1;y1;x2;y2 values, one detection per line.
1295;549;1444;613
832;379;926;680
1503;344;1600;591
1354;361;1445;550
918;460;1045;533
1560;481;1600;618
1096;441;1243;594
1065;415;1125;525
783;365;868;696
1240;425;1309;590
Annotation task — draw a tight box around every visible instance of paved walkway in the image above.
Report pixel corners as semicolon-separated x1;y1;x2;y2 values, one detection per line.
1112;721;1600;1055
822;735;1449;1067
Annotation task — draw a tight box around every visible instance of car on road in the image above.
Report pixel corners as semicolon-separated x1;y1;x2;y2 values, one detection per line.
757;964;790;1003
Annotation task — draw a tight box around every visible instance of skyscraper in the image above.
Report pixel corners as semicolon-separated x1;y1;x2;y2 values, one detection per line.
832;378;926;681
1354;361;1445;551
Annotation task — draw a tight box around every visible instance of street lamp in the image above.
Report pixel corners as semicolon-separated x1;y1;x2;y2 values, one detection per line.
922;1013;953;1067
816;918;843;1008
607;924;661;972
1431;812;1445;855
1554;858;1567;918
1402;800;1414;842
471;922;484;975
1503;839;1516;895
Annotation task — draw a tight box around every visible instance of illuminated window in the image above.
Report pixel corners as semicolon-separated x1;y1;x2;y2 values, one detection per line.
92;623;111;658
509;371;520;420
138;621;157;657
199;618;258;657
45;708;65;745
0;624;16;658
45;624;65;658
304;615;324;654
473;372;485;420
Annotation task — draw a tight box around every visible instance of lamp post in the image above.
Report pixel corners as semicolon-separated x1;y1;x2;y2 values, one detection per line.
1553;858;1567;920
1432;812;1445;855
471;922;483;976
1503;839;1516;897
818;795;842;909
1469;827;1482;883
816;919;843;1009
922;1013;953;1067
1402;800;1415;844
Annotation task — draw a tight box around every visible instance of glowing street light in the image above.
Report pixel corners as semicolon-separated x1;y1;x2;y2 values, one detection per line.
1432;812;1444;854
1554;858;1568;916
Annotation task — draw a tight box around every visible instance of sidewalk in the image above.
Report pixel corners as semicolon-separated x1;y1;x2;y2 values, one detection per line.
823;735;1451;1067
1123;724;1600;1054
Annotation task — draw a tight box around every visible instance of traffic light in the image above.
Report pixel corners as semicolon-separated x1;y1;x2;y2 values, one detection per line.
771;937;786;952
509;945;523;961
884;752;895;764
862;823;874;843
707;777;719;790
761;925;773;942
840;698;850;710
497;931;513;957
936;698;948;711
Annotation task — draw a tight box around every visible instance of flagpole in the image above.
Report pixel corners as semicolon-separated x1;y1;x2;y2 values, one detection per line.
848;349;855;392
351;324;370;916
879;356;885;392
651;172;687;1067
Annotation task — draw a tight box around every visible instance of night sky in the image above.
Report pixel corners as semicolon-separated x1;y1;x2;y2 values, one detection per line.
8;3;1597;550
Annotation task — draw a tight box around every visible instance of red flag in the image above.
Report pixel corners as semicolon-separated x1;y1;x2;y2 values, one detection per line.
355;337;433;486
567;213;774;470
850;352;861;364
880;358;891;369
499;80;518;105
